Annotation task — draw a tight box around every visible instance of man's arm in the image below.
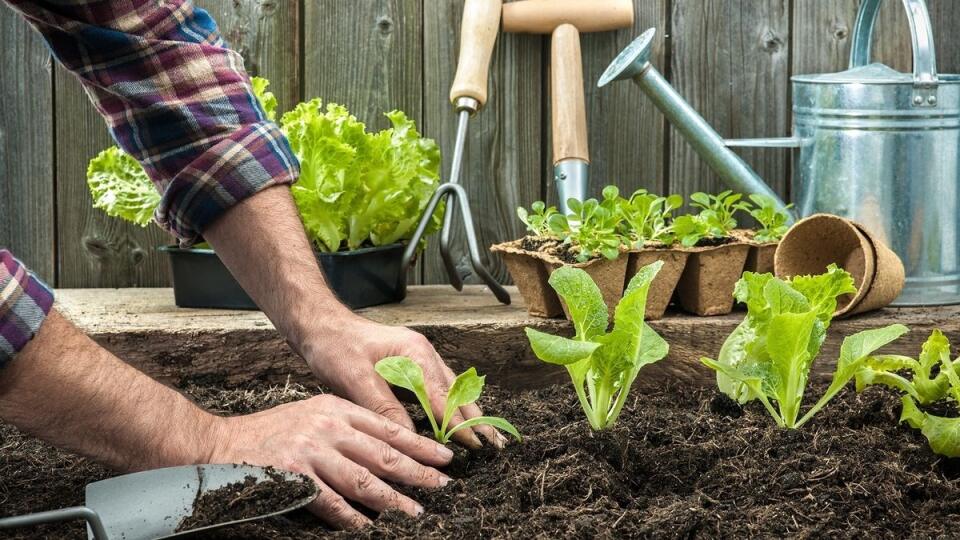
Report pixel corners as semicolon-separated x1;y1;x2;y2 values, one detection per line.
0;308;453;529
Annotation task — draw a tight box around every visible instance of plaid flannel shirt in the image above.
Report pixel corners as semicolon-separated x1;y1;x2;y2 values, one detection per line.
1;0;299;366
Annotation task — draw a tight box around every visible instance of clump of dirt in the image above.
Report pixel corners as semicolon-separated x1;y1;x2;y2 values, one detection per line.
2;380;960;539
176;467;315;532
518;236;587;264
694;236;733;247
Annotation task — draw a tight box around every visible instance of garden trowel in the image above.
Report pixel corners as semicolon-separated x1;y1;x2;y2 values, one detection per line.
400;0;511;305
0;464;318;540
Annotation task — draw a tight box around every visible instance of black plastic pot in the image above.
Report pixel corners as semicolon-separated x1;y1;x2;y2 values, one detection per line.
316;243;407;309
160;246;258;310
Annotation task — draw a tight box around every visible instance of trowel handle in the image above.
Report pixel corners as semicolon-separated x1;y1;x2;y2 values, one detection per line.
449;0;503;110
551;24;589;165
0;507;108;540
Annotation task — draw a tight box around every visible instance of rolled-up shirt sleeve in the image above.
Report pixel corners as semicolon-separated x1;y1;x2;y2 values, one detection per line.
6;0;299;245
0;250;54;368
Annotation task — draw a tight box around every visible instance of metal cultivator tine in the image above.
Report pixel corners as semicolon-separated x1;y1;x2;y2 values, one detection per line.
400;182;511;306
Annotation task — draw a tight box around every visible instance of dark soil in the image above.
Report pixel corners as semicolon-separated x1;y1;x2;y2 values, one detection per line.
176;467;314;532
3;380;960;539
694;236;733;248
519;236;586;265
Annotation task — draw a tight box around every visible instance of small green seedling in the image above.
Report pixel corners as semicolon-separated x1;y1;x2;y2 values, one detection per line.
618;189;683;247
374;357;521;444
549;188;624;262
701;266;908;428
525;261;669;430
690;190;750;238
856;330;960;458
518;201;560;238
671;214;712;248
748;194;792;243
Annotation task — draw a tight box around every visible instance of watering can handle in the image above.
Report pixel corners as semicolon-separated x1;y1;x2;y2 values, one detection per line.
849;0;938;89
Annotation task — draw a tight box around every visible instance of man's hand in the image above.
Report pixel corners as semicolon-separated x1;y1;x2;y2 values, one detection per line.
208;393;453;529
203;186;507;449
302;321;507;450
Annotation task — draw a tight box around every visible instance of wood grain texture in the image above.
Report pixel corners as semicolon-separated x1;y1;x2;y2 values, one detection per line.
56;285;960;391
195;0;302;114
0;6;55;283
548;0;669;205
421;0;543;286
792;0;960;78
551;25;590;163
668;0;791;205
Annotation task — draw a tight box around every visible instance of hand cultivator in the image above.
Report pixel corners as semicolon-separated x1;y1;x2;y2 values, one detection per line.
401;0;511;305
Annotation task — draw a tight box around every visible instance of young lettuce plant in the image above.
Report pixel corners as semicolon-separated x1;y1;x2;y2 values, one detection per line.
748;194;792;243
618;189;683;248
524;261;669;430
517;201;560;238
548;186;625;262
701;266;908;428
894;332;960;458
671;214;711;248
374;356;521;444
690;190;750;239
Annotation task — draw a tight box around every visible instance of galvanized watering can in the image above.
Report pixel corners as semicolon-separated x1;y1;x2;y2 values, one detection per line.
598;0;960;307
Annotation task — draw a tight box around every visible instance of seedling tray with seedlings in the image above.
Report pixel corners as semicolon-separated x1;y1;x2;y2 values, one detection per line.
494;188;795;320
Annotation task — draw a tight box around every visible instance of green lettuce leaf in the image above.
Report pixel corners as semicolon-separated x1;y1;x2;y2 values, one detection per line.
86;146;160;227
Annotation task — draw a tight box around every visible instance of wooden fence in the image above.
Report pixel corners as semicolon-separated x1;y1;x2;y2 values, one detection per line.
2;0;958;289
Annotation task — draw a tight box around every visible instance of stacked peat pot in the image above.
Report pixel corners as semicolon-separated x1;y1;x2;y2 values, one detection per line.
493;188;792;320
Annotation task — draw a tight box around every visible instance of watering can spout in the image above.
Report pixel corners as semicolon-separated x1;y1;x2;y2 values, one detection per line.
599;28;796;220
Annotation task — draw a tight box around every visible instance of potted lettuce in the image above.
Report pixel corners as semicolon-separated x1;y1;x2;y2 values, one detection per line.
279;99;442;308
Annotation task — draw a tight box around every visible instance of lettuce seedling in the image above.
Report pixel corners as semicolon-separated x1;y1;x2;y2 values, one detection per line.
671;214;712;248
690;190;750;238
524;261;669;430
855;330;960;457
548;187;625;262
374;356;521;444
748;194;792;243
517;201;560;238
701;266;908;428
618;189;683;248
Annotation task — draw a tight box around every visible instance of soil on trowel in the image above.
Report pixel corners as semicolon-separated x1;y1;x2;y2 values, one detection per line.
3;380;960;538
175;467;314;532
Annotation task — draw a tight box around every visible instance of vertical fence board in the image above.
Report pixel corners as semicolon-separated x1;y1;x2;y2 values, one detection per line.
195;0;302;113
545;0;670;205
668;0;791;205
420;0;543;286
0;7;55;283
55;0;301;288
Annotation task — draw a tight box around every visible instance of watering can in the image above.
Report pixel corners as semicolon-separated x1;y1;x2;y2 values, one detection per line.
598;0;960;307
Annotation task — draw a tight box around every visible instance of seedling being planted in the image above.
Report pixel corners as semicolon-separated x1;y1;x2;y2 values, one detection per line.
747;194;792;243
524;261;669;430
856;330;960;457
701;266;908;428
374;357;521;444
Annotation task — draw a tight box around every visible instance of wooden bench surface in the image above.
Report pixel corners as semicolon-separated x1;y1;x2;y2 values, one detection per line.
56;286;960;391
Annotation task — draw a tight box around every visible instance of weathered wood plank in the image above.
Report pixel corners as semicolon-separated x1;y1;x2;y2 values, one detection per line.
195;0;302;114
303;0;422;132
546;0;670;203
420;0;544;286
54;69;172;288
0;6;55;283
668;0;791;204
55;285;958;392
792;0;960;79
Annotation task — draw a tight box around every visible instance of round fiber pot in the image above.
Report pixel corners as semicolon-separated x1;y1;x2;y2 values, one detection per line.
626;248;690;320
774;214;904;317
491;239;564;318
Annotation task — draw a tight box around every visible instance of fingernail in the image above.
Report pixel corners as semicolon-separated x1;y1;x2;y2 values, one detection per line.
436;445;454;460
414;504;425;516
439;475;452;487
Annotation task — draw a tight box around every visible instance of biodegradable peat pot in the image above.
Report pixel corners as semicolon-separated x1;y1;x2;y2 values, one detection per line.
626;248;690;320
774;214;904;317
316;243;407;309
733;229;777;274
545;254;629;320
675;242;751;316
490;239;564;317
161;246;258;310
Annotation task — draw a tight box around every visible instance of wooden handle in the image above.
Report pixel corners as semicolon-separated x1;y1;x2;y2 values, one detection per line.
503;0;633;34
551;24;589;164
449;0;503;109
